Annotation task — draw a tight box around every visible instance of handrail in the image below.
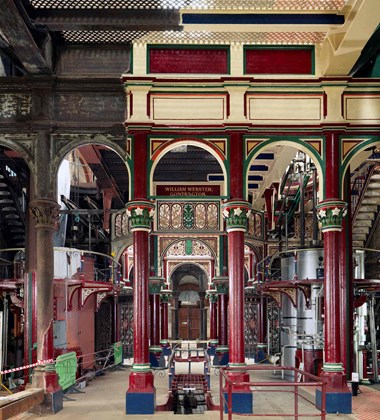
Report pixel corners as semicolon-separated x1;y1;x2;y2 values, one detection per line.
151;343;179;376
220;365;327;420
0;247;121;282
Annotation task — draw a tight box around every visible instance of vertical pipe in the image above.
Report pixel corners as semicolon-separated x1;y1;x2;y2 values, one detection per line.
312;166;319;245
369;296;379;383
132;229;150;365
300;174;305;247
228;230;245;365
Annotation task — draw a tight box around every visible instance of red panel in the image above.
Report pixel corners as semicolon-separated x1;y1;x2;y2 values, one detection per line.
156;184;220;196
245;48;312;75
149;47;229;74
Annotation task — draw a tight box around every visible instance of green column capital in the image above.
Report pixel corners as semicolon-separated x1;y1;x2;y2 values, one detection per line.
213;276;229;294
148;276;164;295
125;199;155;231
222;200;251;233
316;199;347;233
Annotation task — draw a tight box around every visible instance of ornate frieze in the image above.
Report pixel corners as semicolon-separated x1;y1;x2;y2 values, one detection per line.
316;199;347;232
157;200;220;231
114;211;130;238
0;93;31;119
54;93;125;122
29;198;60;230
247;210;264;239
166;239;212;257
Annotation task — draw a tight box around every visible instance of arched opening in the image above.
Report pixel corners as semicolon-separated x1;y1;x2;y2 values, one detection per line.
246;141;322;248
55;143;131;367
0;144;30;387
342;140;380;381
57;144;130;254
151;141;227;197
171;263;208;341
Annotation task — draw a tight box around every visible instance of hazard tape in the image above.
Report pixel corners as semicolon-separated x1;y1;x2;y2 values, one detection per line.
0;359;55;375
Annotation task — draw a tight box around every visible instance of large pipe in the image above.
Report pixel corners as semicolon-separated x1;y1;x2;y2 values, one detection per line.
300;174;305;247
312;165;319;246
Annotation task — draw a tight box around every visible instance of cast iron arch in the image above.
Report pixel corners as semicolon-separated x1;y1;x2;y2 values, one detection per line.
149;138;228;197
244;137;324;202
53;136;132;201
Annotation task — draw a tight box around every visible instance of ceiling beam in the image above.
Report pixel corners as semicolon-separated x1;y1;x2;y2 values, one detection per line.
321;0;380;76
0;0;51;74
79;145;125;207
30;9;182;32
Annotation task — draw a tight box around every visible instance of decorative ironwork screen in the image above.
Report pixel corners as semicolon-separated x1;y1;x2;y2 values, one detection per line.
95;300;112;352
247;210;264;240
244;297;259;358
157;201;220;231
120;295;134;359
267;300;280;356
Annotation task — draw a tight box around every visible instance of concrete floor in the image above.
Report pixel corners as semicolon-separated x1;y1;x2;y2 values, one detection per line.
13;359;372;420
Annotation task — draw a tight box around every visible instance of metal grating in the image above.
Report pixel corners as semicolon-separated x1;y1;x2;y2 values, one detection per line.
62;30;148;44
135;30;327;45
29;0;348;11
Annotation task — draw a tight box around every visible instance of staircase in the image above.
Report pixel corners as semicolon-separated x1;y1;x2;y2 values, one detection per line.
0;169;26;248
352;166;380;249
171;374;208;414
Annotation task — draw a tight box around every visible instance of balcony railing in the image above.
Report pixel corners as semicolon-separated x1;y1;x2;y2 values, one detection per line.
0;247;121;283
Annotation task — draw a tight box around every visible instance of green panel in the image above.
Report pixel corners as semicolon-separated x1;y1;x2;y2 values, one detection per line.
55;352;77;391
183;204;194;229
185;239;193;255
113;341;123;366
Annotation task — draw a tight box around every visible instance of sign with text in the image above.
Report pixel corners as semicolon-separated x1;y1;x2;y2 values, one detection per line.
156;184;220;197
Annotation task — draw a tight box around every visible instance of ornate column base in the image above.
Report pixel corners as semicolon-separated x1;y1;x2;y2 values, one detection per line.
316;364;352;414
224;369;253;414
207;339;219;356
160;339;171;356
31;366;63;414
149;346;163;367
126;370;156;415
215;345;229;366
256;343;268;363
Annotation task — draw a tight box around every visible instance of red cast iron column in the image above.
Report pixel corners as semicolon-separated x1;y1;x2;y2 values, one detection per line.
207;290;218;344
149;276;163;352
316;131;349;391
160;290;170;343
222;200;251;383
125;200;156;399
214;276;229;352
221;131;252;394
